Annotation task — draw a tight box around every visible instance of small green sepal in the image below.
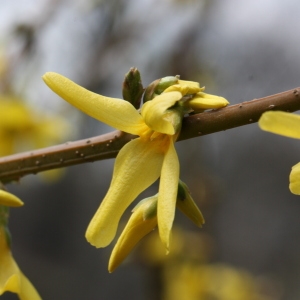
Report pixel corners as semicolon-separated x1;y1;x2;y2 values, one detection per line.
176;180;205;227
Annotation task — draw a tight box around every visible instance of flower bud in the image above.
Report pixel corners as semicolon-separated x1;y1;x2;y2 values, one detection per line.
122;67;144;109
143;76;179;103
186;92;229;113
155;76;179;94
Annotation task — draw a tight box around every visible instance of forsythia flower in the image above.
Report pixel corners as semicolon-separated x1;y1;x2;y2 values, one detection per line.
259;111;300;194
0;192;41;299
109;180;205;272
42;72;228;254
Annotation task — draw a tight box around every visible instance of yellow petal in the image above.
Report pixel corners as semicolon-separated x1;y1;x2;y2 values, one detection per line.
188;92;229;111
289;162;300;195
17;272;41;300
43;72;146;135
157;139;179;252
163;80;203;95
141;91;182;135
108;196;158;272
0;227;41;299
3;272;41;300
178;80;202;89
85;138;165;248
0;190;23;207
259;111;300;139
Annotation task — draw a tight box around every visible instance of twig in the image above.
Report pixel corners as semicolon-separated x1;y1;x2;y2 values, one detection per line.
0;87;299;183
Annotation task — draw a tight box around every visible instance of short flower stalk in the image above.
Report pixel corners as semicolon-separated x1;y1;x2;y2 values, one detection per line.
43;71;229;270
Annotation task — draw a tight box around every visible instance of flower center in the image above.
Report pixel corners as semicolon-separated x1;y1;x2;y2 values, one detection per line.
139;128;172;152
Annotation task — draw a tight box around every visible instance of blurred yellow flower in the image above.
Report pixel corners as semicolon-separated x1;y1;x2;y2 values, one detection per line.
0;226;41;300
142;228;274;300
43;72;228;254
0;96;70;157
259;111;300;194
163;263;271;300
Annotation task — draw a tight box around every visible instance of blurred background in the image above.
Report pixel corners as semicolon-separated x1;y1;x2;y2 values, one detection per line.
1;0;300;299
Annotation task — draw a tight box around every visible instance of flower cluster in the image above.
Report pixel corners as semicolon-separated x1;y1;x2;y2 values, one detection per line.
43;72;229;271
259;111;300;194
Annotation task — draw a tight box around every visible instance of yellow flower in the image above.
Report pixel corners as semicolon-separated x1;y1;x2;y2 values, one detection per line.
109;180;205;271
0;226;41;300
43;72;228;251
259;111;300;195
163;263;270;300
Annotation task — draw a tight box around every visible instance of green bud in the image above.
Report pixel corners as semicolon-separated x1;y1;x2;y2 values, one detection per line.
143;76;179;103
122;67;144;109
143;78;161;103
155;76;179;94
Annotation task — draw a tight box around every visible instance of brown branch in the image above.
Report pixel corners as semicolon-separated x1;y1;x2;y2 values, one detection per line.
0;87;300;183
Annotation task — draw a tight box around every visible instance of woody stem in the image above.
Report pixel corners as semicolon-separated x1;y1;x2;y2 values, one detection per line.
0;87;299;183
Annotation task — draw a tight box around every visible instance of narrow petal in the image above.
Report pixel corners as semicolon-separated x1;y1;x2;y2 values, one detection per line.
259;111;300;139
163;80;203;95
188;92;229;110
157;140;180;252
0;228;41;299
0;190;23;207
289;162;300;195
108;196;158;272
43;72;146;135
3;273;41;300
141;91;182;134
18;272;42;300
85;138;165;248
